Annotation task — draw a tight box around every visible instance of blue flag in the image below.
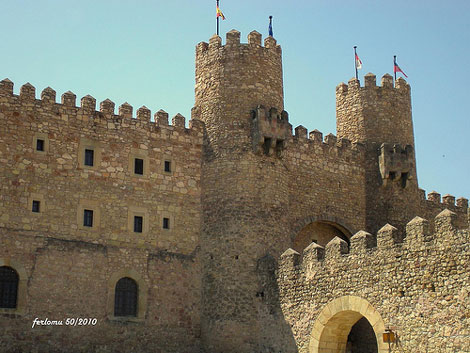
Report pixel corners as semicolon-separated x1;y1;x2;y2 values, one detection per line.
269;16;273;36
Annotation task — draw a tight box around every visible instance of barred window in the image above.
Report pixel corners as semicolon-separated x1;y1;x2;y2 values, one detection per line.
164;160;171;173
83;209;94;227
114;277;138;317
134;216;143;233
163;217;170;229
0;266;19;309
84;149;94;167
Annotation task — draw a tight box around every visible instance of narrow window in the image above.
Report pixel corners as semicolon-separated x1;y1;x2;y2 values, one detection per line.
84;149;94;167
134;216;143;233
83;209;94;227
0;266;19;309
164;160;171;173
163;217;170;229
401;172;409;188
114;277;138;317
32;200;40;213
275;139;284;156
36;139;45;151
262;137;272;155
134;158;144;175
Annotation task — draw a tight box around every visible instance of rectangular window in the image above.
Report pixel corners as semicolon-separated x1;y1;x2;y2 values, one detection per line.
134;158;144;175
134;216;143;233
36;139;45;151
83;209;94;227
164;160;171;173
84;149;94;166
32;200;40;213
163;217;170;229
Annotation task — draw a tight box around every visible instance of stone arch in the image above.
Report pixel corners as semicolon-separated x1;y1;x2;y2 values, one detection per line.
0;258;27;314
291;215;354;252
309;296;388;353
292;215;355;240
107;268;148;321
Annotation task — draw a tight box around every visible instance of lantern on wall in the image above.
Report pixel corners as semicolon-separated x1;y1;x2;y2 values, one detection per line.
383;329;395;343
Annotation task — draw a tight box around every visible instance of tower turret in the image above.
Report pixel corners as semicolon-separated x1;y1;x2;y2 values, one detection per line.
336;73;414;147
336;74;420;231
194;31;293;353
193;29;284;154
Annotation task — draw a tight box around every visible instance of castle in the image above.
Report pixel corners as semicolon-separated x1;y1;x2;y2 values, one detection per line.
0;29;469;353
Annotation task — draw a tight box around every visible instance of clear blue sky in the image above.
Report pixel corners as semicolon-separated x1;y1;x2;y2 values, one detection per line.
2;0;469;199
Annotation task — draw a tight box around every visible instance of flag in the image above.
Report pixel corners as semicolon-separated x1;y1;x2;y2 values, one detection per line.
355;53;362;70
394;62;408;78
268;16;273;36
216;5;226;20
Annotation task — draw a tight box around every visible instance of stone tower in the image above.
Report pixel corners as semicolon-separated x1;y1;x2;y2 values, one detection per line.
193;30;295;352
336;74;421;231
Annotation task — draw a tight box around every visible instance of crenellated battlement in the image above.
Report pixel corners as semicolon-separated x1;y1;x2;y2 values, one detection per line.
250;103;366;160
336;72;413;148
280;209;469;277
289;124;365;160
196;29;282;58
336;73;410;96
418;188;469;210
0;78;205;138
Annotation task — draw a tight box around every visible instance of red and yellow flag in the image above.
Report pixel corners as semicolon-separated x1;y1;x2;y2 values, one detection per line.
216;5;226;20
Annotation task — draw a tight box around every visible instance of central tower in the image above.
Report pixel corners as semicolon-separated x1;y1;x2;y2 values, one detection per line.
194;30;295;352
194;29;284;153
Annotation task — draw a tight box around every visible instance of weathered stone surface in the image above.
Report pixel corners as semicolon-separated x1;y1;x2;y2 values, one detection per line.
0;29;468;353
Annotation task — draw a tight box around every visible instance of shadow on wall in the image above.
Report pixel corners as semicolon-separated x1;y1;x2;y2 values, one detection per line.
256;254;298;353
293;221;352;253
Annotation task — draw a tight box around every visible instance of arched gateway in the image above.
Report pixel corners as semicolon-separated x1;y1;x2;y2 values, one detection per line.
309;296;388;353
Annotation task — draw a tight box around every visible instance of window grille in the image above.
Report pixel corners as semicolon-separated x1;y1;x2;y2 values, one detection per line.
83;209;93;227
114;277;138;317
134;216;143;233
0;266;18;309
163;217;170;229
84;149;94;166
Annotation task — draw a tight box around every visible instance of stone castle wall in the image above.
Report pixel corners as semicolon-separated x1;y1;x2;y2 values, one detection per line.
0;29;468;353
0;79;203;253
0;80;204;352
0;231;202;352
279;209;470;352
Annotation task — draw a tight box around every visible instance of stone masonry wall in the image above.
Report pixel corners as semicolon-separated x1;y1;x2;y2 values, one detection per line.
285;127;367;239
1;29;468;353
279;209;470;353
0;79;203;253
0;230;202;353
0;79;204;352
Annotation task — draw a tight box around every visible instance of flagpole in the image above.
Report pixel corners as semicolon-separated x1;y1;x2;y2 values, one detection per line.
393;55;397;82
269;16;273;37
216;0;219;36
354;46;358;80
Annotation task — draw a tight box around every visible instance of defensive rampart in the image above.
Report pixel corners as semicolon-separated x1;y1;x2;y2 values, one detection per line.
279;209;470;352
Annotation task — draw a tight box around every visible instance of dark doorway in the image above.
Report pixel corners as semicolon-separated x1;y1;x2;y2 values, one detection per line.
346;317;378;353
